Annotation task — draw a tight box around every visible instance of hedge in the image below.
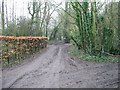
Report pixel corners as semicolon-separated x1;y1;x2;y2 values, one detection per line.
0;36;48;68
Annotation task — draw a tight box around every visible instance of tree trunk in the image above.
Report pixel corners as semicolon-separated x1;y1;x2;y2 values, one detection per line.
2;0;4;35
64;2;70;43
5;0;8;27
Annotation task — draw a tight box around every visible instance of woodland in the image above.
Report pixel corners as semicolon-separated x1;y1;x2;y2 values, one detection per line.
1;0;120;67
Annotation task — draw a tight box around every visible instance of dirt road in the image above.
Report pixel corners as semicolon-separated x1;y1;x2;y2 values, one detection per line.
2;44;118;88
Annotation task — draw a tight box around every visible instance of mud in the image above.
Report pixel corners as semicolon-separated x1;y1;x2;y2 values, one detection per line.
2;44;118;88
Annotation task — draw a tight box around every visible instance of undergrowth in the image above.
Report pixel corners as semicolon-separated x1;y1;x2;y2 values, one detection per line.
68;45;119;63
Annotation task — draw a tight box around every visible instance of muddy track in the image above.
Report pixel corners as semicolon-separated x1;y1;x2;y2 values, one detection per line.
2;44;118;88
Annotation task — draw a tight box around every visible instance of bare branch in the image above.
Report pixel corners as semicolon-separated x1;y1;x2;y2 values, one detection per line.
49;2;62;17
28;3;33;16
60;8;77;19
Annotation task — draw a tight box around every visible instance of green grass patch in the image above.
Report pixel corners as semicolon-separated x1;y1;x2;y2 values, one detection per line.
48;40;57;45
68;45;119;63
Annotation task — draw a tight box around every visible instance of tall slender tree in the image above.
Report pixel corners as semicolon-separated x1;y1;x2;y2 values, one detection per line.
2;0;4;34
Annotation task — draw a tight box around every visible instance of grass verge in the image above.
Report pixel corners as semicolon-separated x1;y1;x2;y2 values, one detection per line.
68;45;119;63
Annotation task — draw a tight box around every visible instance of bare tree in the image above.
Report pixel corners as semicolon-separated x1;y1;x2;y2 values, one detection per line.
12;0;14;22
5;0;8;27
44;2;62;37
28;1;62;36
2;0;4;34
28;0;41;35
